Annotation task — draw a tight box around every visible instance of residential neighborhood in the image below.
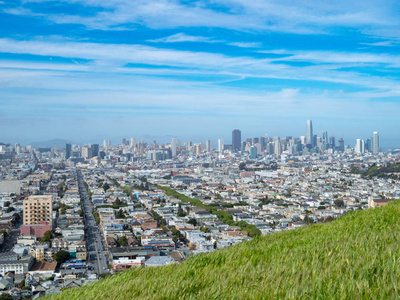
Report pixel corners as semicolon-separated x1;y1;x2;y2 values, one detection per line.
0;138;399;298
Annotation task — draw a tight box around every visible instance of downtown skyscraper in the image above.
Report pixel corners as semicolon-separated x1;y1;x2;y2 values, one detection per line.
65;142;71;159
306;120;313;147
232;129;241;152
372;132;379;154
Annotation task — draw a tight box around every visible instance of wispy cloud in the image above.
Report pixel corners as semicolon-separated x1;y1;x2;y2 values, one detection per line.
1;37;400;92
228;42;261;48
7;0;400;35
361;40;398;47
148;33;215;43
261;49;400;67
149;33;261;49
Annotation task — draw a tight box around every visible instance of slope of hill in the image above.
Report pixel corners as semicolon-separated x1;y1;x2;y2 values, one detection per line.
48;201;400;299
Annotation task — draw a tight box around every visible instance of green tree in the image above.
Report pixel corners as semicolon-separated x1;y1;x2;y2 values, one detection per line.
13;212;21;223
118;236;127;246
334;199;345;207
0;294;12;300
304;215;315;224
20;278;26;288
177;208;187;217
188;218;197;226
239;162;246;170
200;226;210;233
103;182;110;192
54;250;70;264
115;209;125;219
41;230;53;242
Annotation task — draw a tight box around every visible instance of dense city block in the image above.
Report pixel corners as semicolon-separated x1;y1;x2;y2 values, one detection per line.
0;123;397;298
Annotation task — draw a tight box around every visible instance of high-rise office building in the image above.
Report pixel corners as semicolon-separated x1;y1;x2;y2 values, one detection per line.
274;137;281;157
260;137;268;151
372;131;379;154
130;138;136;148
322;131;328;149
366;139;371;152
15;143;21;155
206;140;211;152
218;139;224;153
81;145;92;159
355;139;365;154
103;140;107;148
65;143;71;159
250;146;257;159
92;144;99;157
23;195;52;227
171;138;177;157
306;120;313;147
316;137;322;149
338;138;345;152
185;141;193;151
194;143;204;155
241;141;247;152
232;129;241;152
330;136;336;148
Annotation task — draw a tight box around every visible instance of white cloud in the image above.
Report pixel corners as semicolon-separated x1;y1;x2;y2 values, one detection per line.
0;38;261;70
228;42;261;48
261;49;400;67
361;41;397;47
148;33;214;43
149;33;260;49
1;37;400;94
9;0;400;35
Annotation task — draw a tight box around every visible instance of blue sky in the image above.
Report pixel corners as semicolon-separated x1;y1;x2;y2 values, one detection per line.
1;0;400;148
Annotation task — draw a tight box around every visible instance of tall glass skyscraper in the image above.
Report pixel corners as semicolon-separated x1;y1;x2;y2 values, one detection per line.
322;130;328;150
65;142;71;159
306;120;313;147
232;129;241;152
372;131;379;154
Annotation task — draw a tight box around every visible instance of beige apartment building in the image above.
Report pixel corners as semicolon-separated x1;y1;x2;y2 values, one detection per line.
23;195;53;225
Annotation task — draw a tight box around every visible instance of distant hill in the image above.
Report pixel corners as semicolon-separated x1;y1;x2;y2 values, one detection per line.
46;201;400;299
30;139;72;149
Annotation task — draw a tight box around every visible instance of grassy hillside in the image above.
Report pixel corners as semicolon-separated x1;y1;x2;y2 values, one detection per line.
48;201;400;299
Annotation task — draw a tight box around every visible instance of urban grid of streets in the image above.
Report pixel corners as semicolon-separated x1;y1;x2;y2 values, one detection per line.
77;170;109;275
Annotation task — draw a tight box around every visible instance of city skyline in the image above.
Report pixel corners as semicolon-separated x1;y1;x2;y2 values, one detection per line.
1;1;400;147
6;126;381;158
2;122;384;150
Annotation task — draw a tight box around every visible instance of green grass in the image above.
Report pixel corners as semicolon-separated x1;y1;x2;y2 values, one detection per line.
47;201;400;299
